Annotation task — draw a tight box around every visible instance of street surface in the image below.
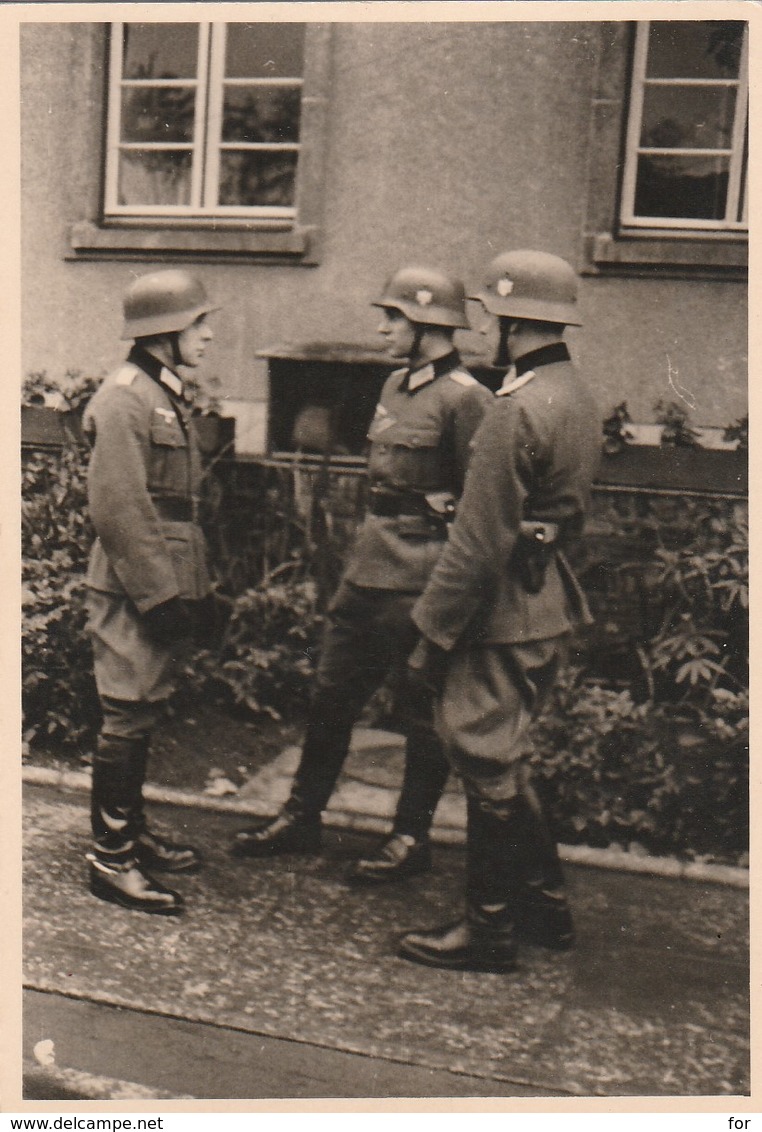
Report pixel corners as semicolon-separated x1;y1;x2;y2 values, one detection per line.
22;782;749;1100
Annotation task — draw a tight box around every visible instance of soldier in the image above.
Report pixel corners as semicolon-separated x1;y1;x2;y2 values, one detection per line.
232;267;493;882
83;269;219;916
398;251;601;971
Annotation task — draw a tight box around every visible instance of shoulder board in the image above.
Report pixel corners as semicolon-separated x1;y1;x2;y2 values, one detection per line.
449;369;478;387
389;366;408;381
497;370;536;398
114;363;140;387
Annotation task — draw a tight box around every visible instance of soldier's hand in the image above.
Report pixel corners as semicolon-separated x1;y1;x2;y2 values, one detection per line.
407;636;450;699
143;597;193;646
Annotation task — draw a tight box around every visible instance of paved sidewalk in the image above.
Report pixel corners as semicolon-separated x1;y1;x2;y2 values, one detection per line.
23;774;749;1100
23;726;749;887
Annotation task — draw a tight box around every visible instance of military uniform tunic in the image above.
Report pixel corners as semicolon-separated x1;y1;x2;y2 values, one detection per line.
83;346;211;710
412;343;601;801
343;351;492;592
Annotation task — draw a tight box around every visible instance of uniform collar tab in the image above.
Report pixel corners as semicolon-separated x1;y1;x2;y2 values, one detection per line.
402;349;461;393
128;345;187;400
497;367;536;397
514;341;570;377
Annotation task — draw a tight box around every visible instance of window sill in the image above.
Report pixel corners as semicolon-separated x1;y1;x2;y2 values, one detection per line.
66;220;320;264
584;233;747;279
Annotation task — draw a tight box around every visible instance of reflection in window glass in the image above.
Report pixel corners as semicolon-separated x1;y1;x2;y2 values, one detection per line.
121;88;196;144
640;86;737;151
635;155;730;221
646;21;743;81
222;88;301;144
118;150;193;206
224;23;305;79
218;151;298;207
122;23;199;80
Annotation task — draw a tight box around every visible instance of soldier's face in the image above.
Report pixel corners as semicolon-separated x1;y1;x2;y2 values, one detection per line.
378;308;417;358
477;306;503;364
178;314;214;368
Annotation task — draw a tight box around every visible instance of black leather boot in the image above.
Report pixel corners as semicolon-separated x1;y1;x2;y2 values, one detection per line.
514;783;575;950
398;903;518;972
136;826;204;874
231;807;322;858
88;856;184;915
346;833;432;884
89;736;183;915
231;704;355;858
346;727;447;884
398;797;519;972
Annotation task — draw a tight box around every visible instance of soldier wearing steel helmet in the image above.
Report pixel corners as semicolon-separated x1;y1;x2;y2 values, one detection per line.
399;250;602;972
232;266;493;883
82;268;219;915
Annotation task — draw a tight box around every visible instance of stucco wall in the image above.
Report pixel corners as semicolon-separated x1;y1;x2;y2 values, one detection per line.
21;21;747;442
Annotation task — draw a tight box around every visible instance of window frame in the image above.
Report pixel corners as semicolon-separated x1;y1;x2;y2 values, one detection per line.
581;20;748;278
620;20;748;234
68;21;331;263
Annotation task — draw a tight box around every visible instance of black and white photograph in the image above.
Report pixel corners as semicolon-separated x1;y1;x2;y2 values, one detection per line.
8;0;751;1112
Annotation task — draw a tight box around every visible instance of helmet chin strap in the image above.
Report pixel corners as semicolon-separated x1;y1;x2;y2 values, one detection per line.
169;331;185;371
495;319;515;368
408;323;425;369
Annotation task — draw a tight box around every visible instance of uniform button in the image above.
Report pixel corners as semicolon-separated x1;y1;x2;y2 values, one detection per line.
378;444;388;453
411;437;420;446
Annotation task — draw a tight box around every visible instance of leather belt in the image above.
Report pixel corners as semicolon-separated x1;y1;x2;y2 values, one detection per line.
367;488;429;518
152;496;195;522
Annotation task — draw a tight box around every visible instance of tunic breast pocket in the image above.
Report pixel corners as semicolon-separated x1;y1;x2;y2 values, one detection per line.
149;418;189;493
374;423;444;491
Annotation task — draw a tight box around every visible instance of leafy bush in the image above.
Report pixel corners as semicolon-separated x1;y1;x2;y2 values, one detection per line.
22;445;101;748
182;572;323;720
531;498;749;863
530;669;748;862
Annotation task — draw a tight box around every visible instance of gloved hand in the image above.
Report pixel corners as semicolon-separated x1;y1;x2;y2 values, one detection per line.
143;597;193;646
407;636;450;699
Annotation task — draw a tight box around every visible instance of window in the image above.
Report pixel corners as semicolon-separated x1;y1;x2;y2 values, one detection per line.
582;20;747;276
69;22;330;261
106;22;304;219
621;21;747;232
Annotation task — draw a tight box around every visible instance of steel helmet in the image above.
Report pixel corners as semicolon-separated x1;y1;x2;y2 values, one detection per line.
470;250;582;327
121;269;220;340
372;266;470;329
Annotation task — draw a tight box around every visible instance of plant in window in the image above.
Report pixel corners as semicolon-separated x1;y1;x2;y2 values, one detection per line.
602;401;635;455
723;413;748;450
653;399;702;447
22;369;101;413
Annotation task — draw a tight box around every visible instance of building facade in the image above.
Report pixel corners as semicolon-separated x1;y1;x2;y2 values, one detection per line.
21;18;747;454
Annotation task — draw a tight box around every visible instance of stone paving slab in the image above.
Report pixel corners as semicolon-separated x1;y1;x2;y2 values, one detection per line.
22;785;749;1099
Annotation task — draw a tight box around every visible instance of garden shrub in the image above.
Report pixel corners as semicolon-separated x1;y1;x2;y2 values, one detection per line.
529;670;748;861
182;572;323;721
22;444;101;748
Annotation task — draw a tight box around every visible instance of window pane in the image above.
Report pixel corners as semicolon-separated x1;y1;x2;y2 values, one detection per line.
222;87;301;143
646;21;744;80
224;24;305;78
218;151;298;207
121;87;196;143
118;150;193;206
634;154;730;220
641;86;738;151
122;23;199;80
